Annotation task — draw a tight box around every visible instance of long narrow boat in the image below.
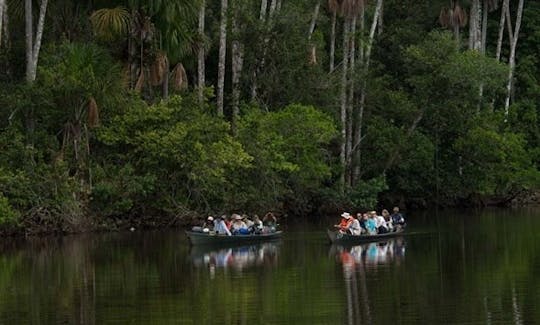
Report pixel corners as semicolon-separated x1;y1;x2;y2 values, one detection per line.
327;228;404;245
185;230;283;245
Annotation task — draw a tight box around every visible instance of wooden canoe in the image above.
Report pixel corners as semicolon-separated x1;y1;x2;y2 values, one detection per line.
327;228;405;245
185;230;283;245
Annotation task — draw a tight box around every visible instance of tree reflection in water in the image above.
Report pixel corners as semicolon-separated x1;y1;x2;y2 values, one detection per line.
190;242;280;277
332;238;406;325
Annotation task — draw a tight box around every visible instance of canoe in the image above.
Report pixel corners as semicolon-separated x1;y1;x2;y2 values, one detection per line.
327;228;405;245
185;230;283;245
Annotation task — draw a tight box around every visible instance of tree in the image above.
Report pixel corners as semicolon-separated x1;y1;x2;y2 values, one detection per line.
197;0;206;106
216;0;228;116
505;0;525;119
25;0;49;83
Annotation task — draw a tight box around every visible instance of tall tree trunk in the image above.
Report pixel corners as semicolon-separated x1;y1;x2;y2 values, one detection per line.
378;1;384;35
260;0;268;20
352;0;383;185
329;11;337;72
197;0;206;106
340;19;351;192
217;0;228;116
346;14;357;186
468;0;481;50
1;1;7;49
495;0;510;61
25;0;33;82
231;11;244;135
481;0;488;53
251;0;278;101
25;0;48;83
308;0;321;39
504;0;525;120
162;68;169;99
0;0;4;47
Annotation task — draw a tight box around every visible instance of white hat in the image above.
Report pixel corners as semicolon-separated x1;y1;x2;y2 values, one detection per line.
207;216;214;221
234;214;242;220
341;212;351;219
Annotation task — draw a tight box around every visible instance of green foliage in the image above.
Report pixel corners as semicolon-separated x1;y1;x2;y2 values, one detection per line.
349;176;389;210
0;194;19;226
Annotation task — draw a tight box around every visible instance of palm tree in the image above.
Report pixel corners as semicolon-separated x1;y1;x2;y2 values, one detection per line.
439;1;468;42
90;0;198;96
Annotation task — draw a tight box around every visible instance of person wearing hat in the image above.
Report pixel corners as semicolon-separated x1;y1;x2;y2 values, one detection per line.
202;216;215;232
335;212;353;233
214;215;232;236
231;214;249;235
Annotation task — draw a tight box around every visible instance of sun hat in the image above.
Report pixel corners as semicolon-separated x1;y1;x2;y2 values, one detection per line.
234;214;242;220
341;212;351;219
207;216;214;221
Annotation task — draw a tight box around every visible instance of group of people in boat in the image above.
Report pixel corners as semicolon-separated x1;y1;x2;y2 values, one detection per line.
194;212;278;236
334;207;405;236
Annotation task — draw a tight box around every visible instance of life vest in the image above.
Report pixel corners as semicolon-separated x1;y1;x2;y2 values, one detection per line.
339;218;353;231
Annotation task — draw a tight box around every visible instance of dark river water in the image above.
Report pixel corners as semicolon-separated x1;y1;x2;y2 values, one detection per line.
0;208;539;324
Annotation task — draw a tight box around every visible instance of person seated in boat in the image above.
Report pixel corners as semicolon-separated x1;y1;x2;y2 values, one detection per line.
231;214;250;235
357;213;369;234
381;209;393;232
202;216;215;232
243;215;255;228
372;211;389;234
334;212;353;233
365;214;377;235
252;215;264;234
263;212;278;232
391;207;405;230
214;215;232;236
347;215;362;236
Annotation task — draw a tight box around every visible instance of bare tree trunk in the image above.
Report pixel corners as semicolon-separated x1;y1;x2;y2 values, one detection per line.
162;68;169;99
346;14;357;186
495;0;510;61
469;0;481;50
308;1;321;39
378;1;383;36
329;11;337;72
25;0;48;83
1;1;7;49
217;0;228;116
251;0;278;101
259;0;268;20
353;0;383;185
0;0;4;46
276;0;282;11
481;0;488;53
340;19;351;192
231;10;245;135
197;0;206;106
504;0;525;120
25;0;33;82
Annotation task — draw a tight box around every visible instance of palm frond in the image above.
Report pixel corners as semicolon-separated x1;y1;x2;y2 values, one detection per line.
90;7;131;40
88;97;99;128
170;63;188;91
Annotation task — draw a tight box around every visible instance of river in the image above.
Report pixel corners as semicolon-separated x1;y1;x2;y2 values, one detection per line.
0;208;539;324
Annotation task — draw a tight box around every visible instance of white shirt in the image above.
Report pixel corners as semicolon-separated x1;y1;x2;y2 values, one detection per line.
376;216;387;229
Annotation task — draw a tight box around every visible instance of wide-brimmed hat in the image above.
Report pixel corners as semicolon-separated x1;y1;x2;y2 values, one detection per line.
234;214;242;220
341;212;351;219
207;216;214;221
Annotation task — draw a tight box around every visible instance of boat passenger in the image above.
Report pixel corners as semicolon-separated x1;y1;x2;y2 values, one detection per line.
347;216;362;236
365;214;377;235
373;211;389;234
391;207;405;230
243;215;255;228
231;214;249;235
335;212;353;233
382;209;393;232
203;216;215;232
263;212;278;232
358;213;368;234
252;215;264;234
214;215;232;236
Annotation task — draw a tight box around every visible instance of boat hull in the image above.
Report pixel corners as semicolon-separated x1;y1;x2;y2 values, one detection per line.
327;229;404;244
186;230;283;245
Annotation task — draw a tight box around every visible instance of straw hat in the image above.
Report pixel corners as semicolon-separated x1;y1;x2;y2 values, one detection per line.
341;212;351;219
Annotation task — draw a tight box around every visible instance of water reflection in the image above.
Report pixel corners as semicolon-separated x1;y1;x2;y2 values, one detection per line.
331;238;406;325
190;242;280;275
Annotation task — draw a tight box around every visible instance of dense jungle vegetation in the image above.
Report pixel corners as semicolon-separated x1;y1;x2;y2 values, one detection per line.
0;0;538;233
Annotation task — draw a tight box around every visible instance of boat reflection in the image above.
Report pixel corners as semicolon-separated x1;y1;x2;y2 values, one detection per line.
190;242;280;274
331;238;406;325
331;237;406;268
